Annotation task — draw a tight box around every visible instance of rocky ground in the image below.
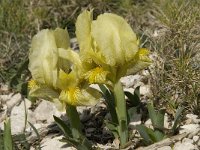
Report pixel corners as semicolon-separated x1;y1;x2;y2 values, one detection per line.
0;72;199;150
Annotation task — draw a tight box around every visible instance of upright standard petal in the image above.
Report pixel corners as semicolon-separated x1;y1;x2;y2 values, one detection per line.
91;13;138;66
54;28;71;73
54;28;70;49
29;29;58;88
76;10;93;53
29;28;71;88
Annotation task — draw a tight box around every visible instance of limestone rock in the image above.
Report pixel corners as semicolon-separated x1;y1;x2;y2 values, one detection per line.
174;141;197;150
0;98;32;134
157;146;172;150
186;114;200;124
179;124;200;134
140;85;151;96
33;101;63;124
41;136;76;150
121;75;142;88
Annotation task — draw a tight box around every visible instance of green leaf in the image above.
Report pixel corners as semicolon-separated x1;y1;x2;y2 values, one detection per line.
13;133;30;149
28;122;41;150
17;82;28;96
66;105;82;140
65;105;92;150
99;84;118;124
147;103;165;129
125;86;140;107
0;129;4;150
113;81;128;147
60;137;89;150
135;125;153;145
53;115;72;138
127;107;137;124
153;130;165;142
3;118;13;150
105;121;119;139
172;107;184;132
136;125;165;145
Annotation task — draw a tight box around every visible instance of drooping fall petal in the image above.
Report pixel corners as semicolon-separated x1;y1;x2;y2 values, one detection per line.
127;48;152;75
76;10;93;55
59;87;101;106
28;80;60;101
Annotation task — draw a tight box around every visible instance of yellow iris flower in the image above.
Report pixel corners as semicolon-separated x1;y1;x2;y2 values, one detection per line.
76;10;151;84
28;28;101;108
28;11;151;108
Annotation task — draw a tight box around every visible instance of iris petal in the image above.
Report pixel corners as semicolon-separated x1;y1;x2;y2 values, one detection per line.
59;87;101;106
127;48;152;75
84;67;109;84
91;13;138;66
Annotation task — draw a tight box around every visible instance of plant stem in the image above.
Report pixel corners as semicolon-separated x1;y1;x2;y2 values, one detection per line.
66;105;92;150
113;80;128;147
66;105;81;140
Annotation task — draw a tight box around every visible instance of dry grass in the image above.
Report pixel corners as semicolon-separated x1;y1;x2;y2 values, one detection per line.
143;0;200;115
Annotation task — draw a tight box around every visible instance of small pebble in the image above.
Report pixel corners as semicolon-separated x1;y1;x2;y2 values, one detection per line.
182;138;193;144
193;136;199;142
86;128;96;133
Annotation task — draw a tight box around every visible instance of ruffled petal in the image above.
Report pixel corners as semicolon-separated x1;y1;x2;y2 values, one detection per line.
54;28;71;73
58;48;82;70
76;10;93;52
29;29;58;87
91;13;138;66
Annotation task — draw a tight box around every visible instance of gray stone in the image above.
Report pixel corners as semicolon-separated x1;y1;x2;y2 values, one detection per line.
193;136;199;142
174;141;197;150
0;94;10;103
180;124;200;134
140;85;151;96
41;136;76;150
0;99;32;134
157;146;172;150
33;101;63;124
120;75;142;88
182;138;193;144
164;113;170;129
186;114;200;124
145;119;153;129
6;93;22;109
95;143;113;149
